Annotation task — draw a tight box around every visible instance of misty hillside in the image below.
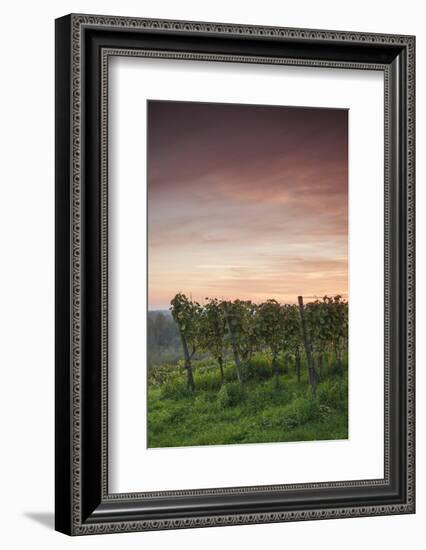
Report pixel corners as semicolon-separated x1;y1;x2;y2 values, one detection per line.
147;310;181;367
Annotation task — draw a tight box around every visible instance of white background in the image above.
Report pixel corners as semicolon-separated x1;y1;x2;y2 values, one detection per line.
0;0;423;549
110;58;384;493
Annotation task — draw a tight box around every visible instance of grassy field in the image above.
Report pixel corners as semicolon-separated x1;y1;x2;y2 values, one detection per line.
147;353;348;448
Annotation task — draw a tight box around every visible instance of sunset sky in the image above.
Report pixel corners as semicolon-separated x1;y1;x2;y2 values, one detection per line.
147;100;348;310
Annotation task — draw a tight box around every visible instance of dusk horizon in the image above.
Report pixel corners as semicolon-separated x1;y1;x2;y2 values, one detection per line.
148;100;348;311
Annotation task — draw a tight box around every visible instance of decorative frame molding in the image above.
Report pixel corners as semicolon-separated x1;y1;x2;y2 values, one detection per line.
55;14;415;536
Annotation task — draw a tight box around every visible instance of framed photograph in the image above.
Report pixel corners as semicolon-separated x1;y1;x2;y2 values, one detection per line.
55;14;415;535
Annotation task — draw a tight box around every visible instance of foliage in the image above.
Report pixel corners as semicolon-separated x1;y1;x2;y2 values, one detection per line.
305;295;348;360
222;299;259;383
197;297;228;383
256;300;284;355
197;298;227;358
246;353;272;381
281;304;303;356
317;377;348;411
167;293;348;386
281;396;321;430
217;382;245;409
146;293;349;446
169;293;201;390
170;293;201;347
147;355;348;448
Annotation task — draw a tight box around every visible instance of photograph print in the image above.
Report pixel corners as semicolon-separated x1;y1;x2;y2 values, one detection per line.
147;100;348;449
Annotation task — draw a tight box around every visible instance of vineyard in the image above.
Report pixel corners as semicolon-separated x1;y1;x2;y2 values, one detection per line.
147;294;348;448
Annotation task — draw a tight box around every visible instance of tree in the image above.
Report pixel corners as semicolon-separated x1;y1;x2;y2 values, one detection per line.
198;298;227;386
305;298;328;378
222;299;258;385
327;295;348;374
256;300;285;388
298;296;318;396
281;304;303;382
304;295;348;378
170;293;201;391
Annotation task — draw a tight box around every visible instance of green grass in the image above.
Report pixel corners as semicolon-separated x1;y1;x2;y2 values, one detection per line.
147;355;348;448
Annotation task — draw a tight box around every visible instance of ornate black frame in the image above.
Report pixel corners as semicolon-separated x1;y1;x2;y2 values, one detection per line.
55;14;415;535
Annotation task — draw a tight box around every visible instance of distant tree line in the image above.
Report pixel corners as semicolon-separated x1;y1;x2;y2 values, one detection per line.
170;293;348;396
147;311;181;367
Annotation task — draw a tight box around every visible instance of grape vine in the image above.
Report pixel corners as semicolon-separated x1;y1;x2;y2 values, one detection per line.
170;293;348;393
